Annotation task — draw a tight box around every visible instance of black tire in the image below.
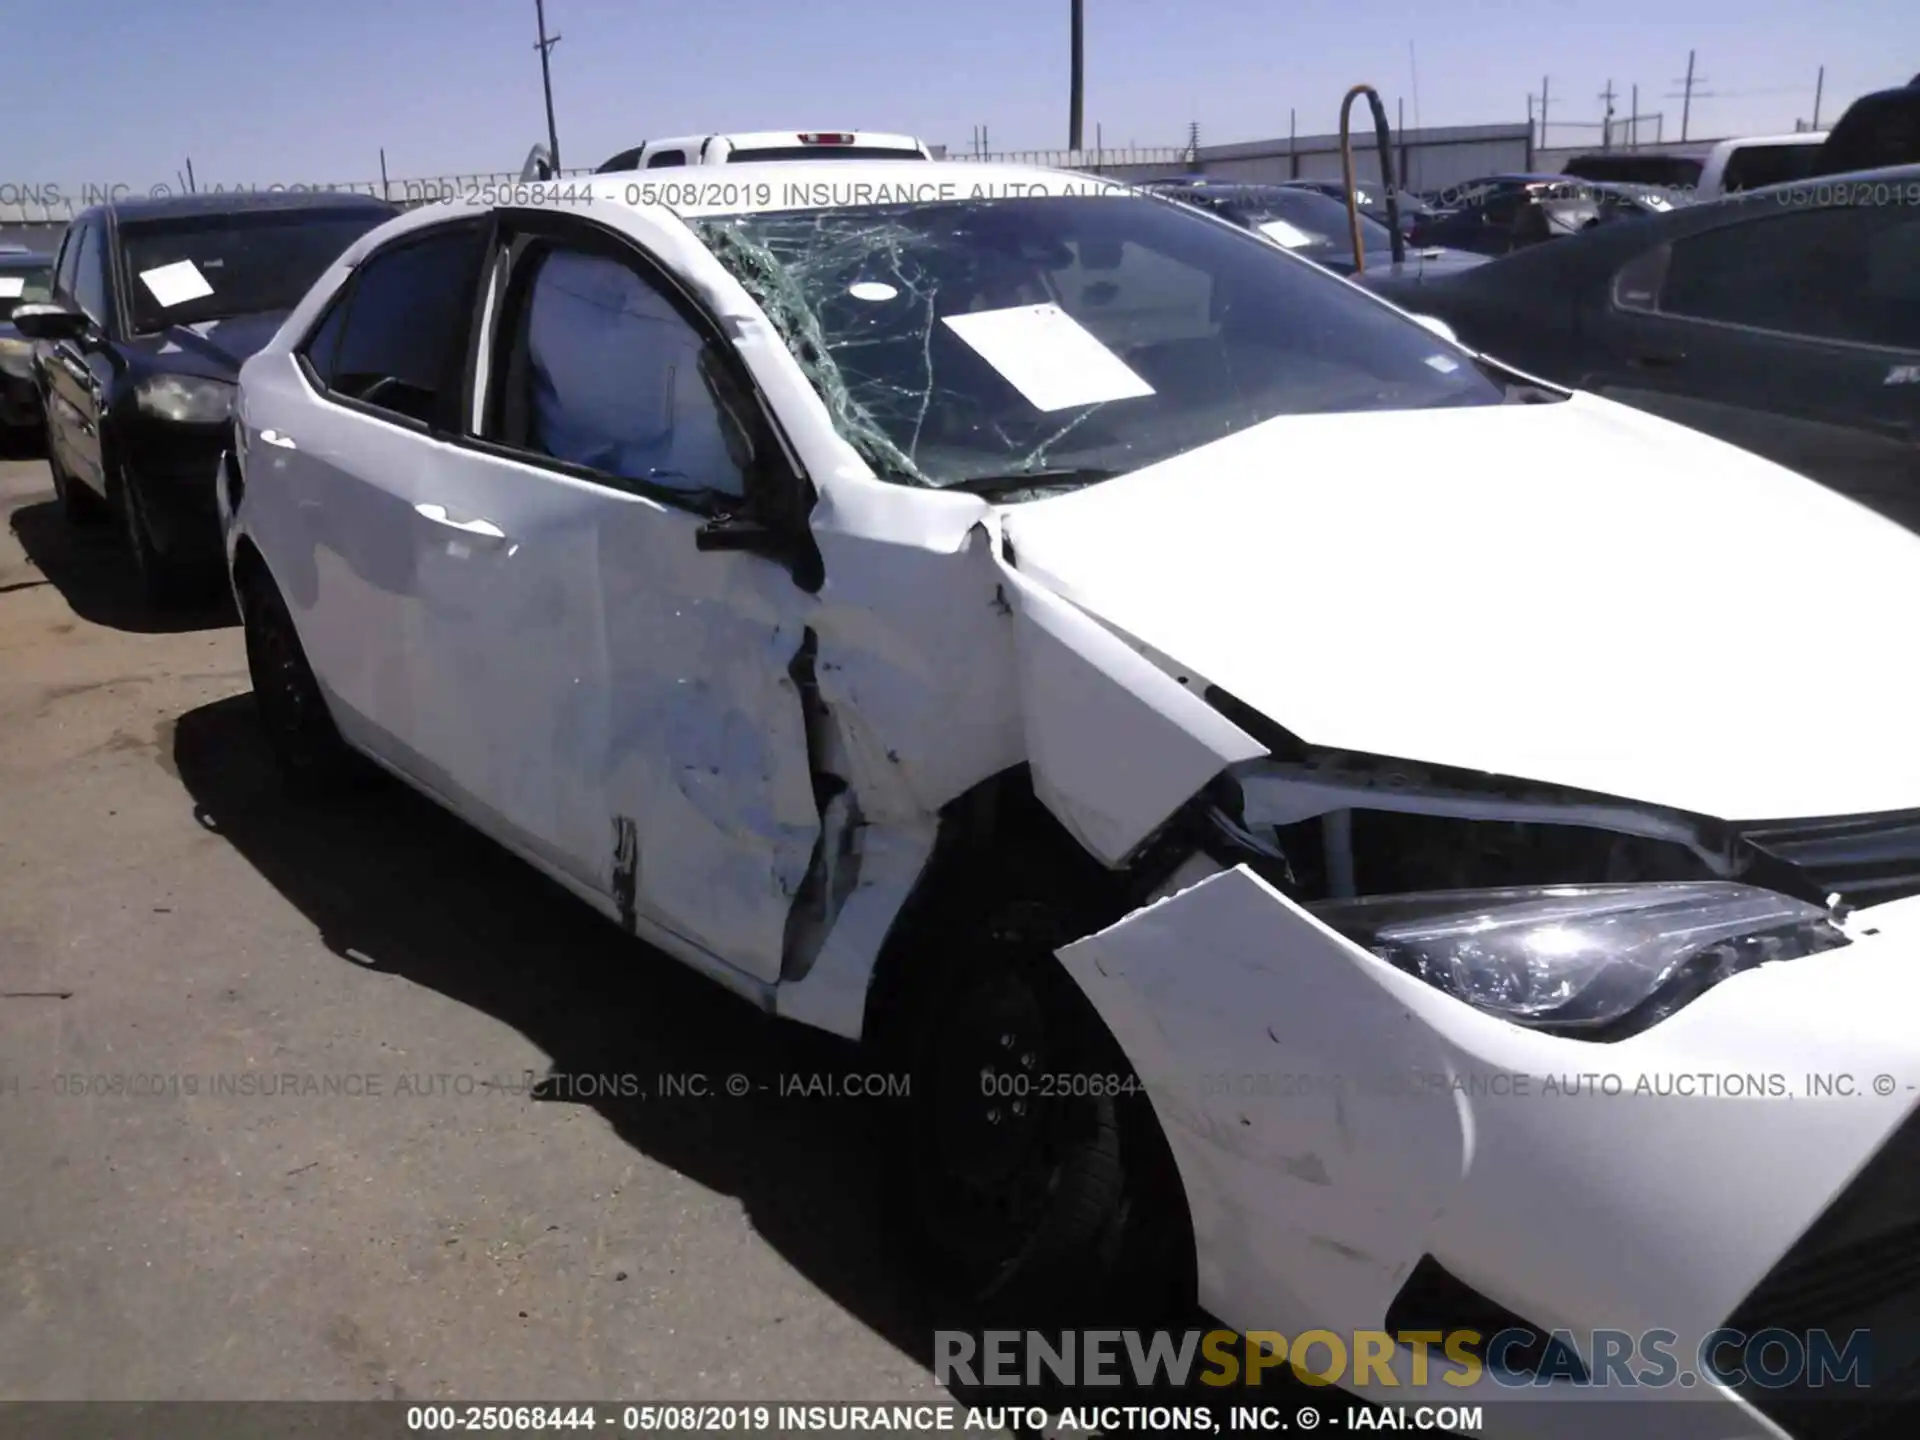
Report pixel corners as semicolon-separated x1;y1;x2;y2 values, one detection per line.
241;565;366;794
113;463;188;607
889;895;1193;1329
47;439;105;525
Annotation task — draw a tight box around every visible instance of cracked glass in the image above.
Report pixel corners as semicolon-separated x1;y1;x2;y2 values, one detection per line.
695;193;1506;498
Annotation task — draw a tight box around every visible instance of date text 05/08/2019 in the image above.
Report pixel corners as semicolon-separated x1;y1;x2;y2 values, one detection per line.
400;1402;1485;1432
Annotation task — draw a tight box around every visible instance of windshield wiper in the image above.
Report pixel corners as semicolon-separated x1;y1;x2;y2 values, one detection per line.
936;466;1120;498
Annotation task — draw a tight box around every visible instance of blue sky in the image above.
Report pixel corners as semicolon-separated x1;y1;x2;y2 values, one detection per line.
12;0;1914;186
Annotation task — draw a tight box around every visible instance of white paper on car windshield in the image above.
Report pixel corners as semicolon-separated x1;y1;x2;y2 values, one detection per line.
940;303;1154;412
1257;218;1317;249
0;276;25;299
138;260;215;309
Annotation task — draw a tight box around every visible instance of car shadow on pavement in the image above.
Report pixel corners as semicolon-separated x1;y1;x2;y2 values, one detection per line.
167;694;1401;1431
169;692;940;1369
8;499;236;635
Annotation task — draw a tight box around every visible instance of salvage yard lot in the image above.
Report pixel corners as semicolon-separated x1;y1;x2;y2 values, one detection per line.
0;454;943;1401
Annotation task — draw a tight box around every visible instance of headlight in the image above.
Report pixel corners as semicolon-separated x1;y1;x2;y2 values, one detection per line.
0;335;32;377
136;374;236;424
1310;882;1848;1039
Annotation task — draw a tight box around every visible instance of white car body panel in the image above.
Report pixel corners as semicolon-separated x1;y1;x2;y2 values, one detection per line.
1002;392;1920;821
224;163;1920;1427
1060;866;1920;1433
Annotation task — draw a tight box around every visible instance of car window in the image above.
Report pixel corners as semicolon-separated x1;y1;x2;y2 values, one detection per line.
1719;144;1823;193
1662;205;1920;349
298;292;352;386
695;192;1509;494
646;151;687;168
0;261;52;321
51;227;80;303
71;224;109;326
320;222;487;425
491;243;747;500
119;207;393;335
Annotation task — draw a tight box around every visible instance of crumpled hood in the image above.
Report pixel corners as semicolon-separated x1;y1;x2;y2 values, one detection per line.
1001;392;1920;822
124;309;293;379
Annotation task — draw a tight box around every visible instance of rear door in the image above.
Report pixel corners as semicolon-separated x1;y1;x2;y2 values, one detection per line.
1582;198;1920;525
241;218;492;770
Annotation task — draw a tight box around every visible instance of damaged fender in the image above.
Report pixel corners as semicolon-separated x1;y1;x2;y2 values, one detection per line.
997;567;1267;867
1055;864;1468;1337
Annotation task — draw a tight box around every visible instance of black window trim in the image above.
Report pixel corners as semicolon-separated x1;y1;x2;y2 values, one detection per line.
66;220;113;335
289;215;495;437
448;206;814;527
1614;199;1920;358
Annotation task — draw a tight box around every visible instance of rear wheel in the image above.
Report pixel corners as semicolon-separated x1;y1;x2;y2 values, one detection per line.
241;565;366;794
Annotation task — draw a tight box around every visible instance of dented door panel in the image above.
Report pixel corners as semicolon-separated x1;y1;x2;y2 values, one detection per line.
597;501;821;985
406;452;614;895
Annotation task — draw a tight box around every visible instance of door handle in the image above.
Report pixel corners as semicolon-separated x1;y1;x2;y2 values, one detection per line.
1628;351;1683;370
415;502;508;543
259;429;297;449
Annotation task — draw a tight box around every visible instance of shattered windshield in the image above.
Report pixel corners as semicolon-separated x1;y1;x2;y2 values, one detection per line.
694;193;1502;493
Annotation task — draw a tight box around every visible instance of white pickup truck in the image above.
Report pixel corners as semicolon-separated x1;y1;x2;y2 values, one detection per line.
593;131;933;173
1690;131;1828;199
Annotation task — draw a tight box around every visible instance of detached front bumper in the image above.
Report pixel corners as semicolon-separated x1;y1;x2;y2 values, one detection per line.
1057;867;1920;1439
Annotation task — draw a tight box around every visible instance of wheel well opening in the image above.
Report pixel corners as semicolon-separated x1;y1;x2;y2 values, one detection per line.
861;766;1199;1313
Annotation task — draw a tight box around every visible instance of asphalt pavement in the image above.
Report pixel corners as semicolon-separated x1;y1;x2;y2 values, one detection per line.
0;450;951;1404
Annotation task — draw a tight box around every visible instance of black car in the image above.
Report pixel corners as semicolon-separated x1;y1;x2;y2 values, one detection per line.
10;191;398;602
1413;175;1681;254
1358;163;1920;528
1141;179;1488;284
0;251;54;435
1280;176;1442;238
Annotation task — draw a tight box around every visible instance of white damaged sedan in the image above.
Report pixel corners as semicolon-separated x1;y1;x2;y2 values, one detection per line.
219;163;1920;1437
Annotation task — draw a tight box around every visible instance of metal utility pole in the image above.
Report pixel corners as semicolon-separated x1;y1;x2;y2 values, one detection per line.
1531;76;1550;148
1812;65;1825;129
1068;0;1085;151
379;148;390;202
1670;49;1702;142
1599;80;1617;148
533;0;563;172
1630;84;1639;147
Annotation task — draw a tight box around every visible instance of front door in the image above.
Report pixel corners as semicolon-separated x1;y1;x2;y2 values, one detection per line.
45;220;113;498
426;214;822;982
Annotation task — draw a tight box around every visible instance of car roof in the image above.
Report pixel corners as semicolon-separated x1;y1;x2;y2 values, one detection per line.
78;190;399;226
1710;132;1828;152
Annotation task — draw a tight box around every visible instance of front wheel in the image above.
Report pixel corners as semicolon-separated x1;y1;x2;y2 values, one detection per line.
47;435;105;525
890;900;1192;1327
114;464;189;607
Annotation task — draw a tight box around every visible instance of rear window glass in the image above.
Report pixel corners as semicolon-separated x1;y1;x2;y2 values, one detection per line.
1721;145;1825;192
726;146;924;162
